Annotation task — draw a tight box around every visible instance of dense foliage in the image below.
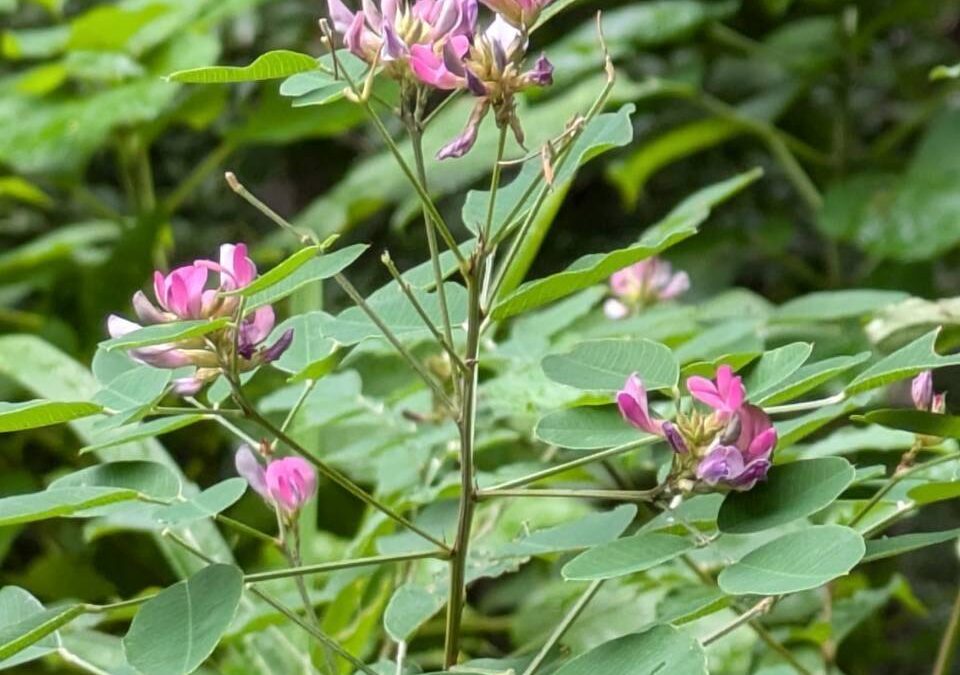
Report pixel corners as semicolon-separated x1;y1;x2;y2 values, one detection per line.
2;0;960;674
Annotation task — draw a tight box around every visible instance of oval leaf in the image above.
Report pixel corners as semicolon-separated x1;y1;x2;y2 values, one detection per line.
101;319;229;352
0;487;139;527
123;564;243;675
863;528;960;562
0;400;102;432
562;532;694;581
542;338;679;392
846;329;960;395
552;625;707;675
535;406;643;449
718;525;865;595
156;479;247;525
718;457;856;534
858;409;960;438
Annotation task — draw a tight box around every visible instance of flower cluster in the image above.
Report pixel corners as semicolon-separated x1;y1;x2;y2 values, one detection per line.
327;0;554;159
107;243;293;395
603;258;690;320
618;365;777;492
236;445;317;518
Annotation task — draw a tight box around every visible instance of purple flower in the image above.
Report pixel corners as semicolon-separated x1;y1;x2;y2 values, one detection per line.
605;258;689;319
236;447;317;516
617;373;663;436
696;405;777;491
410;15;554;159
687;365;745;421
480;0;552;28
107;243;292;395
328;0;477;66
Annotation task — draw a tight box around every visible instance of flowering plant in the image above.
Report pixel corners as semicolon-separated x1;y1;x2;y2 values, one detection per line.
1;2;960;675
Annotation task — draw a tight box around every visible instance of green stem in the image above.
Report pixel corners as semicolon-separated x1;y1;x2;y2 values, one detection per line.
763;392;846;415
381;252;467;373
333;273;455;410
521;580;604;675
485;437;657;492
849;452;960;528
280;380;317;434
484;126;509;239
225;172;317;245
443;261;484;668
409;118;457;365
245;550;448;582
215;514;278;545
477;488;662;502
933;585;960;675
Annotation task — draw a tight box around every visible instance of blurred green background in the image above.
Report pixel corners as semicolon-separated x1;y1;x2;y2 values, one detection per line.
2;0;960;672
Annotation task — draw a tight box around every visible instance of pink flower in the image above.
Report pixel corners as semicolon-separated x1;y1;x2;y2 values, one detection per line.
411;15;554;159
605;258;689;319
327;0;477;65
687;365;745;420
617;373;663;436
480;0;552;28
912;370;934;411
696;405;776;491
266;457;318;516
236;448;317;516
106;243;293;395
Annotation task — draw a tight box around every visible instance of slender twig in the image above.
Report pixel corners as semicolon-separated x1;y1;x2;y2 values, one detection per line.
279;380;317;435
443;261;484;668
152;406;242;417
381;251;467;373
224;172;318;246
246;550;448;582
485;437;657;492
848;452;960;528
484;126;509;239
215;514;279;545
763;392;846;415
333;273;455;411
477;488;662;502
933;585;960;675
521;581;604;675
185;396;258;446
702;597;776;646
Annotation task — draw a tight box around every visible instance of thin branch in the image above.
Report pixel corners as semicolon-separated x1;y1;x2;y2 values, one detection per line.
477;488;662;502
763;392;846;415
933;585;960;675
702;597;776;646
246;549;448;582
484;437;657;492
521;581;604;675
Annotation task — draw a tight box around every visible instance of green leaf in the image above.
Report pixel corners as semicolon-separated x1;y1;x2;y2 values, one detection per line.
101;319;230;352
755;353;870;406
383;584;444;643
907;481;960;506
535;406;643;450
552;625;707;675
81;415;207;455
93;366;171;412
0;400;102;432
280;51;367;106
0;487;139;527
67;4;168;52
320;283;468;346
857;409;960;438
498;505;637;557
773;290;910;322
0;604;85;665
462;105;636;237
230;246;321;298
124;565;243;675
491;169;762;320
268;314;340;382
846;329;960;395
863;529;960;562
0;588;58;669
168;50;318;84
776;399;862;448
744;343;812;401
717;458;856;534
49;460;181;502
156;479;247;525
562;532;694;580
542;339;679;392
656;586;730;627
245;244;369;310
718;525;865;595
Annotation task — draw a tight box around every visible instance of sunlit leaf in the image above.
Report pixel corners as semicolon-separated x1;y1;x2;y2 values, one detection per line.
169;50;318;83
0;400;102;432
541;339;679;392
